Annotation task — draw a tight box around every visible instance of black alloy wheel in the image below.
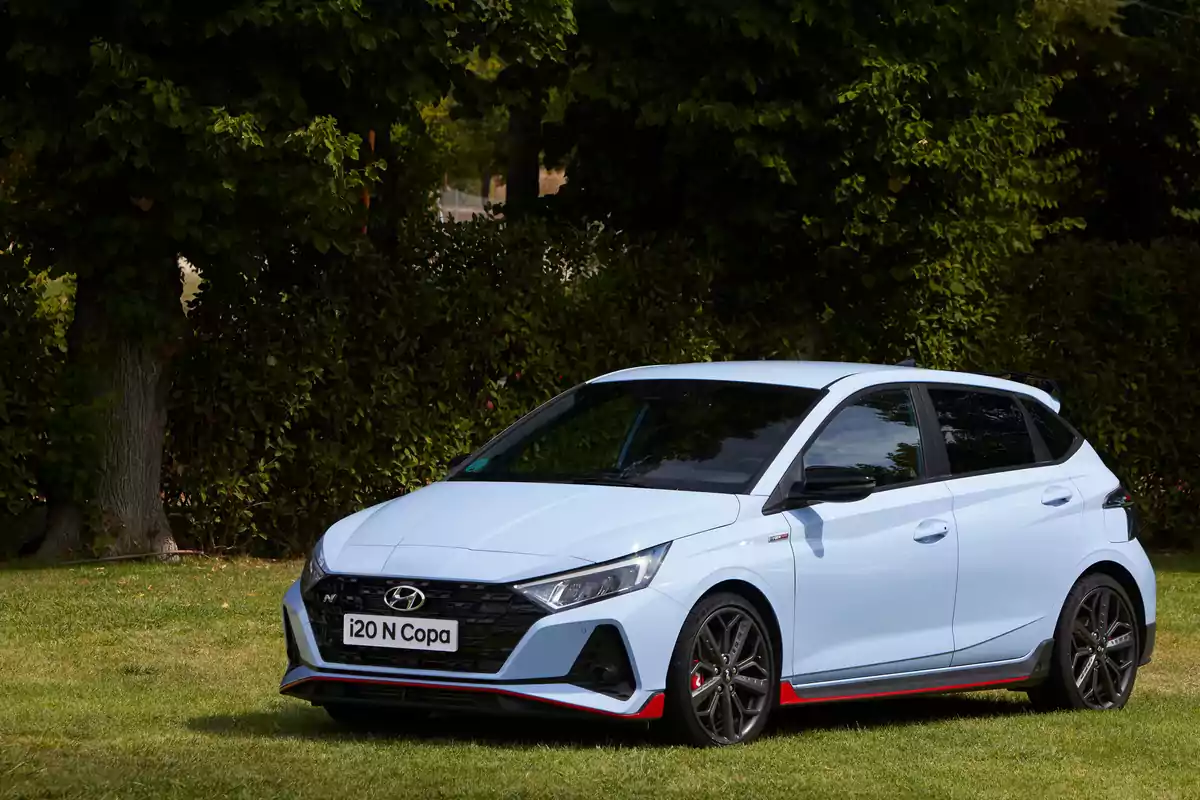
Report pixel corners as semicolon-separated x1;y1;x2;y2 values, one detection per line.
1030;573;1141;712
666;592;778;746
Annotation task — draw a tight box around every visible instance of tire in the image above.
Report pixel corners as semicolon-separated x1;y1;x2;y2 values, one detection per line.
1028;573;1141;712
664;591;779;746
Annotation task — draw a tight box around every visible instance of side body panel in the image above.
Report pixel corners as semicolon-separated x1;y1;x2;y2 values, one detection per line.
650;504;799;679
783;483;959;678
946;458;1087;665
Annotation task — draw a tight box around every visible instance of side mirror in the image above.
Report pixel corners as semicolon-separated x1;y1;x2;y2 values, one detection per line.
785;466;876;507
448;454;471;470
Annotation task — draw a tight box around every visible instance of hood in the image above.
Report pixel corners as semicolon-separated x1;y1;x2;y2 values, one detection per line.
320;480;740;579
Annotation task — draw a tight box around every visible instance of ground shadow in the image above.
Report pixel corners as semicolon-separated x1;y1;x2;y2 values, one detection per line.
188;692;1032;749
767;692;1030;740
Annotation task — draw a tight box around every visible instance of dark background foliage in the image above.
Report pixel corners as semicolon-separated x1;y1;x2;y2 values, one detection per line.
3;0;1199;556
163;220;724;554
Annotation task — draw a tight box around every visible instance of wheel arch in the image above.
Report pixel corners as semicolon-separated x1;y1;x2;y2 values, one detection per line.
697;579;785;673
1079;560;1149;661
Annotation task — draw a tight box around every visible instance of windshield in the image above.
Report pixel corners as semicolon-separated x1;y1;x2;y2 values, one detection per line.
450;379;821;494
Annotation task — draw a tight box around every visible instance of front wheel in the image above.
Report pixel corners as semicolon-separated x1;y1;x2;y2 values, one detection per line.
1029;573;1141;712
664;592;779;746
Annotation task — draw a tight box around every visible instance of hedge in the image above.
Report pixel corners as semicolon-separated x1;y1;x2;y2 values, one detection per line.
980;237;1200;548
165;220;728;554
0;261;71;519
3;227;1196;554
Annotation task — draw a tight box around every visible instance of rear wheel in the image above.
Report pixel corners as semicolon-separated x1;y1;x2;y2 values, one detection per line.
1029;573;1140;711
665;592;778;746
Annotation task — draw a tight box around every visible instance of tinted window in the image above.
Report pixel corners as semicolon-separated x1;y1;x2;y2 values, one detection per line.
1026;401;1077;461
805;389;922;487
928;389;1035;475
452;380;821;494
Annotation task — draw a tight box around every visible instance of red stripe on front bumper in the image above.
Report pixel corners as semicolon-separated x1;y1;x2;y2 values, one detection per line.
282;674;665;720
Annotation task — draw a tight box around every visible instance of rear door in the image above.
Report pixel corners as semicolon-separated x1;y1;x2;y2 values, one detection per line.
927;387;1086;666
785;386;959;680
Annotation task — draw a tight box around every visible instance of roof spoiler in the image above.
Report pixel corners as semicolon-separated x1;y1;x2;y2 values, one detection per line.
977;370;1062;409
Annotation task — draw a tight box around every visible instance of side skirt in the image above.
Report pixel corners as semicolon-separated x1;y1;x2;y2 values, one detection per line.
779;640;1053;706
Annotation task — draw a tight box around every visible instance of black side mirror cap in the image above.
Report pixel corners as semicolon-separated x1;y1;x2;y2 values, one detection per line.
769;466;875;512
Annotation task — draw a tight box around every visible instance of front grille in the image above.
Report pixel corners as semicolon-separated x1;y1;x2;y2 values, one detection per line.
304;575;548;673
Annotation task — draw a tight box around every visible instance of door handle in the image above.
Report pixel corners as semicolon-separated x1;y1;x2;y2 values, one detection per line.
1041;486;1074;507
914;520;950;544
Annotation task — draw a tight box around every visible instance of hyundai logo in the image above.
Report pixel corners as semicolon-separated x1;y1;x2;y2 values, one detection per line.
383;585;426;612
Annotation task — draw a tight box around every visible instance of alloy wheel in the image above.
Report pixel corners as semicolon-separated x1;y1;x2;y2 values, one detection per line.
688;606;772;744
1070;585;1138;709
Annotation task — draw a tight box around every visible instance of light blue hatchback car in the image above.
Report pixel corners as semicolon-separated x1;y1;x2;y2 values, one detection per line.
281;361;1156;745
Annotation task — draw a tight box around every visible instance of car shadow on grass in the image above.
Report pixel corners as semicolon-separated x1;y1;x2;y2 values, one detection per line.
187;693;1032;749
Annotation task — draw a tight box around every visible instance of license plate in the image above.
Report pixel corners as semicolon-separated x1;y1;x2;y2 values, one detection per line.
342;613;459;652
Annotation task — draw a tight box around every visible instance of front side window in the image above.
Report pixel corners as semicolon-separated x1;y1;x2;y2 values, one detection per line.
452;380;821;493
805;389;923;487
928;389;1035;475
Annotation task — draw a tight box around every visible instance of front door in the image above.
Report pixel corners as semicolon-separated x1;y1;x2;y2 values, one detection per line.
785;387;959;680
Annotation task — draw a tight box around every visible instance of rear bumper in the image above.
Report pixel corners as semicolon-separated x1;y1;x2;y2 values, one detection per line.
1141;621;1156;666
280;665;665;720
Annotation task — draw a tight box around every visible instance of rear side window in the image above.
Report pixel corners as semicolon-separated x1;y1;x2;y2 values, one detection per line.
1025;401;1077;461
927;389;1035;475
805;388;923;487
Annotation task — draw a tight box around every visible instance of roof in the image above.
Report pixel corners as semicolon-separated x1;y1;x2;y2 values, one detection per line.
589;360;892;389
589;361;1060;411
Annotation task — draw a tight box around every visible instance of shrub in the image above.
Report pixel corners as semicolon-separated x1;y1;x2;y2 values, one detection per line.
166;219;723;554
981;238;1200;548
0;257;72;520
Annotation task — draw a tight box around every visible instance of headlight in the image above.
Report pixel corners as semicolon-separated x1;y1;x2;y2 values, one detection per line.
514;543;670;612
301;540;330;594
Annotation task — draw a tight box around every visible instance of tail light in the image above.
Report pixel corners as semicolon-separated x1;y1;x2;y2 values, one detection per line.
1103;486;1139;540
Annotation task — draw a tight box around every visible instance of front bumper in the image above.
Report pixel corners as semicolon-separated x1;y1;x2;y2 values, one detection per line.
280;577;684;719
280;665;665;719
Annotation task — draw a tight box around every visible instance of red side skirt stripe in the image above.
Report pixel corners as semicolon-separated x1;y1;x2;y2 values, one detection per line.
779;676;1027;706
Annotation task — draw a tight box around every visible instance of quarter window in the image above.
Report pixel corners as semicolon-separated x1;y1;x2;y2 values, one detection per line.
805;389;922;487
928;389;1036;475
1025;401;1077;461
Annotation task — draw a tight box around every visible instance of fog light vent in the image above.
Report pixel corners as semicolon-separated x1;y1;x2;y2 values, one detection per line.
566;625;636;700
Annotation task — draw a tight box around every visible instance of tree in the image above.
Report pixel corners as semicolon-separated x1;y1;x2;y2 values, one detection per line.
541;0;1087;365
1048;0;1200;240
0;0;573;558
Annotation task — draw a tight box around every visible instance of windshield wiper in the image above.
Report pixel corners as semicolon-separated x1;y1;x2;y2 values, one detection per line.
565;474;652;489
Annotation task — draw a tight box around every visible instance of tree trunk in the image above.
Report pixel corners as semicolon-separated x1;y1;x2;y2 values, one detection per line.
480;171;491;202
505;99;543;217
38;270;180;561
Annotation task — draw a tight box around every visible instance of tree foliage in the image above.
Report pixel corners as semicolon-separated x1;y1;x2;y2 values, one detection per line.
1049;0;1200;240
0;0;575;556
543;0;1081;366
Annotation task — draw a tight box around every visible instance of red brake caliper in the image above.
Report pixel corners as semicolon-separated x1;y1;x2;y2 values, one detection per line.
691;660;704;691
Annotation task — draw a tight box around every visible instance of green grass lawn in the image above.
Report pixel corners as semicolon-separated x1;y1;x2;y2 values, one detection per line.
2;555;1198;799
